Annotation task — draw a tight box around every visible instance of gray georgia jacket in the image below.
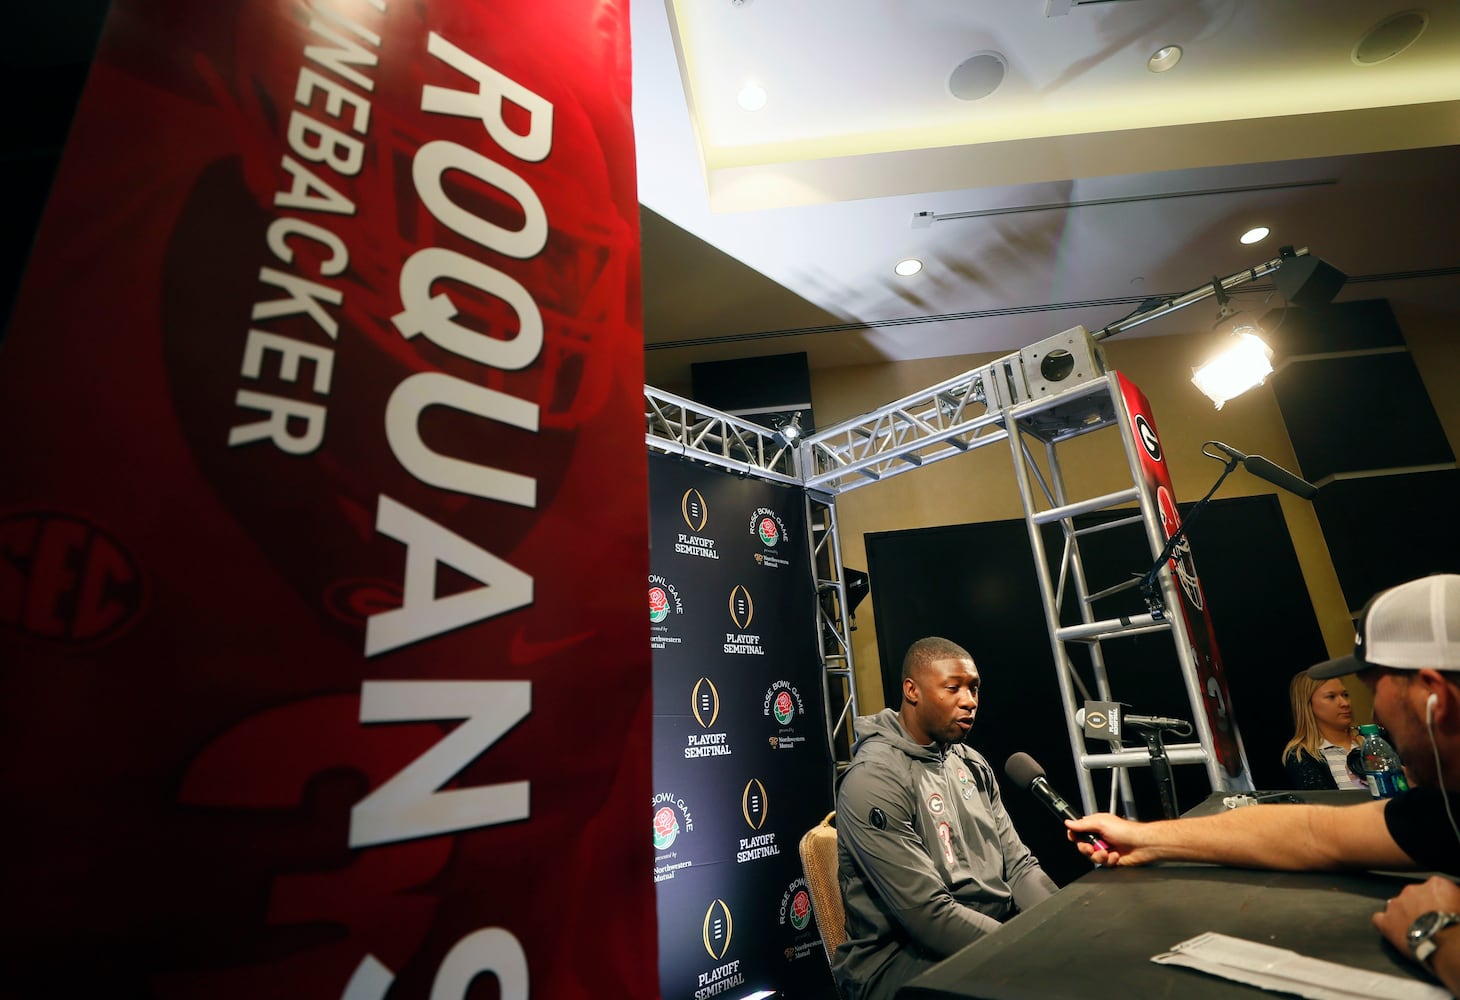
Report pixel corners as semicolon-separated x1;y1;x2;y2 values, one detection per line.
831;709;1056;999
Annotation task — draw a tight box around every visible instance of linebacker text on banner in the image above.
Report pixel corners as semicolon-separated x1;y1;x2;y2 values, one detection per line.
0;1;655;997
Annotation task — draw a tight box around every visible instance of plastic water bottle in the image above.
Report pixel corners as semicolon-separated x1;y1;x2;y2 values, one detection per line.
1357;724;1410;798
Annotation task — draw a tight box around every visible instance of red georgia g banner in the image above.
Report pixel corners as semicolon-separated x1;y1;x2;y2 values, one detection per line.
0;1;654;996
1116;373;1246;781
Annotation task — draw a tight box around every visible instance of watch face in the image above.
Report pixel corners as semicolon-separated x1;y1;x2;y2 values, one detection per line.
1409;912;1443;946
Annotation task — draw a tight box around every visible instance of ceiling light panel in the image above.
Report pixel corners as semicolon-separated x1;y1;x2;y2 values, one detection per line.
663;0;1460;182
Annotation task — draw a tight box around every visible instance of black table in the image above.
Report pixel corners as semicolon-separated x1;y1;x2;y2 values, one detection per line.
898;792;1439;999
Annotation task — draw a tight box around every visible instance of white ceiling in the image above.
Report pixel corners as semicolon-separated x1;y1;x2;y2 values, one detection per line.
632;0;1460;388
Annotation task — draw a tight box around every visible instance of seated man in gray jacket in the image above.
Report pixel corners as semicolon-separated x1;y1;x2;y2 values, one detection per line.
833;636;1056;1000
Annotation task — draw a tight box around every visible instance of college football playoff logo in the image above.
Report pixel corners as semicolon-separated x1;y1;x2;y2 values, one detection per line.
742;778;768;830
729;584;754;629
681;488;708;531
703;899;733;959
691;677;720;728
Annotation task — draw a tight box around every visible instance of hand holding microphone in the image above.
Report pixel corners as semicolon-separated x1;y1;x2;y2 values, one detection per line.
1004;752;1110;854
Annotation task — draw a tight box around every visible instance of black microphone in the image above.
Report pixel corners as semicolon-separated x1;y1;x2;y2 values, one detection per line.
1076;705;1193;739
1004;752;1110;852
1122;713;1194;737
1245;454;1319;500
1208;441;1318;500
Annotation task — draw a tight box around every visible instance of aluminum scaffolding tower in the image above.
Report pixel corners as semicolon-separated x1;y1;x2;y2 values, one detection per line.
647;249;1308;816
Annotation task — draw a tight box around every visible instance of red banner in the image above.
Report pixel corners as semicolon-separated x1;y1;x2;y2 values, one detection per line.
1116;374;1245;780
0;1;653;996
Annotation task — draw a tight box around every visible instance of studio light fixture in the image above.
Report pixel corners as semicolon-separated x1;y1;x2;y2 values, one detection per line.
1190;282;1273;409
771;412;803;449
1191;329;1273;409
1093;246;1345;408
894;258;923;277
1239;226;1269;245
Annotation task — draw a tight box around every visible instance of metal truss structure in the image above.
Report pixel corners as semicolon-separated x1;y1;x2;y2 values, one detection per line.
646;249;1305;813
645;386;801;485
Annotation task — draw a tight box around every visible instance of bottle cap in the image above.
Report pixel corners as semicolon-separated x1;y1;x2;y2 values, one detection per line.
1358;723;1379;735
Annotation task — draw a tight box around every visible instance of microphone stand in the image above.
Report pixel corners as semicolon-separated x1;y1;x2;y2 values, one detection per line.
1141;729;1181;819
1138;448;1241;619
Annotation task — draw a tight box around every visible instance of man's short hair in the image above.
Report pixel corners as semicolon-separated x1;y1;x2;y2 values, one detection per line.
902;636;974;681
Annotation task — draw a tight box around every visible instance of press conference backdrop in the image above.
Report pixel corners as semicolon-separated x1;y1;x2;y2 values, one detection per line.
649;452;837;1000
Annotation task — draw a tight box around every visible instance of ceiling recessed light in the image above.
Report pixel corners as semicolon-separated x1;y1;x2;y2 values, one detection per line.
1147;45;1182;73
737;84;767;112
895;258;923;277
1239;226;1270;245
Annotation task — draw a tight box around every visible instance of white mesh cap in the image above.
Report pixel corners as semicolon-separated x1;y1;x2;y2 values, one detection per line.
1308;574;1460;679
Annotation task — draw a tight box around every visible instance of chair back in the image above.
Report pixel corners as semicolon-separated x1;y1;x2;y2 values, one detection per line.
798;811;847;963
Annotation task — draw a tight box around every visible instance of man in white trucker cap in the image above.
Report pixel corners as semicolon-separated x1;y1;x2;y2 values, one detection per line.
1065;574;1460;995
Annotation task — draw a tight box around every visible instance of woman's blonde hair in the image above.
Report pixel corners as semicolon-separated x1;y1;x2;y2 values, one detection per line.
1281;670;1353;763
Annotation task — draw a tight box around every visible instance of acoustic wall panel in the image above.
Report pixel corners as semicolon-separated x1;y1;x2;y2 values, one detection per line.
1271;353;1453;482
1313;469;1460;608
1265;298;1457;609
690;352;815;433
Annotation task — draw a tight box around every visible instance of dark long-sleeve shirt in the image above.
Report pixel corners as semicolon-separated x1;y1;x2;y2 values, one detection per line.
832;710;1056;1000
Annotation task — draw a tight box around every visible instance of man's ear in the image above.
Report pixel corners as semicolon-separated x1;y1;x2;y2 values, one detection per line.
1417;669;1455;725
902;676;918;706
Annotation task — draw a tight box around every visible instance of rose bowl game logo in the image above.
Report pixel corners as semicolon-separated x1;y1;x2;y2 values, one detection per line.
653;804;680;850
748;506;790;569
778;877;819;960
762;681;806;739
789;888;812;931
648;575;684;648
757;516;779;547
773;689;795;725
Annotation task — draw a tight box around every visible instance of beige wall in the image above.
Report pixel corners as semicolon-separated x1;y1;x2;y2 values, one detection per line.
811;302;1460;720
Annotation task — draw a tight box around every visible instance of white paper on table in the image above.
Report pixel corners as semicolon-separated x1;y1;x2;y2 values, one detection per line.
1151;931;1450;1000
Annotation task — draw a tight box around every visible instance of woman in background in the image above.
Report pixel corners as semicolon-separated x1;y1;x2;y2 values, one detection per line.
1281;671;1366;790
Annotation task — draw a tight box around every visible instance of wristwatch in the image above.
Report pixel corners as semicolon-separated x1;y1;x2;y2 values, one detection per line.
1406;910;1460;966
